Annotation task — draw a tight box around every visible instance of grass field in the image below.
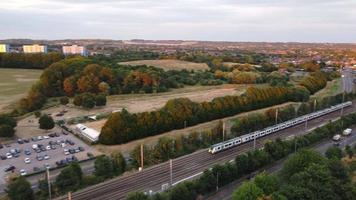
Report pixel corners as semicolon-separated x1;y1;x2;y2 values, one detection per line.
0;68;42;112
118;59;209;71
312;78;342;99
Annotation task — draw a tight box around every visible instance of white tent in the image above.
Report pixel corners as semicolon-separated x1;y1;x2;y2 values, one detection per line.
75;124;100;142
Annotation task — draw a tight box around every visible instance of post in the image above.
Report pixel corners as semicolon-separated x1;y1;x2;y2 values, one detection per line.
341;92;345;116
253;137;256;150
222;121;225;141
184;120;187;128
305;119;308;131
216;172;219;191
169;159;173;186
275;109;278;125
67;192;72;200
47;168;52;200
313;99;317;112
140;144;144;170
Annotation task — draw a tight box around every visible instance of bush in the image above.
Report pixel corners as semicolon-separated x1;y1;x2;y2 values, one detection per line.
39;114;55;130
59;96;69;105
81;93;96;109
95;94;107;106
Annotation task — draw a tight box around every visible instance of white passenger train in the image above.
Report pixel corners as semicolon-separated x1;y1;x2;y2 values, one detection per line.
209;101;352;154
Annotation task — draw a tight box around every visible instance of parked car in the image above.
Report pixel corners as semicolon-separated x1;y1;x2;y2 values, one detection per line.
24;149;31;155
0;155;6;160
4;165;15;172
37;136;43;140
0;143;3;149
24;158;31;164
44;155;50;160
46;145;51;150
17;139;24;144
6;153;12;159
78;146;85;151
44;163;51;169
36;155;44;161
43;135;50;139
20;169;27;176
23;138;30;143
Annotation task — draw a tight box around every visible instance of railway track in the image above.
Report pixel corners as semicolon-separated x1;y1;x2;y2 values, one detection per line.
56;102;356;200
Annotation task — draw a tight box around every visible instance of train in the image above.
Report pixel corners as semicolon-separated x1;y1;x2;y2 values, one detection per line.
209;101;352;154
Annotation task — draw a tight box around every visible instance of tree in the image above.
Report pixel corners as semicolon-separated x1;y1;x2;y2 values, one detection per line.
55;163;83;193
95;94;107;106
0;124;15;137
280;149;326;181
59;96;69;105
111;151;126;175
94;155;114;178
81;93;96;109
254;173;279;195
126;192;149;200
73;94;83;106
345;145;354;159
169;182;197;200
6;176;34;200
232;182;263;200
39;114;55;130
325;146;343;160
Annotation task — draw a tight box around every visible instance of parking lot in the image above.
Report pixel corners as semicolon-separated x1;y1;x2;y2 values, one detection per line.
0;130;97;183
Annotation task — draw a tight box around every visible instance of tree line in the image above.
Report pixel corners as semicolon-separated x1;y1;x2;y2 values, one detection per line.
231;92;354;137
0;53;63;69
125;111;356;200
99;86;309;145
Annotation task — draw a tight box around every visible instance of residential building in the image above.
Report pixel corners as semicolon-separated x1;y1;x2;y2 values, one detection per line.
62;45;88;56
0;44;10;53
23;44;48;54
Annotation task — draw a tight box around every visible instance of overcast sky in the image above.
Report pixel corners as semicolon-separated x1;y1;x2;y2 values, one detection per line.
0;0;355;42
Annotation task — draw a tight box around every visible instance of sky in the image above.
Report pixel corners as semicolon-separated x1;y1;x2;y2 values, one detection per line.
0;0;355;43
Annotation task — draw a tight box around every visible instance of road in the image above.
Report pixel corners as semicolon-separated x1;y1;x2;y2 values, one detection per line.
342;69;355;93
55;101;356;200
205;127;356;200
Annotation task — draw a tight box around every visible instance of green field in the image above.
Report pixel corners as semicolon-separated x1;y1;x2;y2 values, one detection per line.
0;68;42;112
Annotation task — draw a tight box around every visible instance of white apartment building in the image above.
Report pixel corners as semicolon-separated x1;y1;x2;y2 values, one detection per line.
0;44;10;53
62;45;88;56
23;44;48;54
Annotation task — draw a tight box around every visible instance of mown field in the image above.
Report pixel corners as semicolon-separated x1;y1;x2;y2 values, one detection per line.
118;59;210;71
0;68;42;112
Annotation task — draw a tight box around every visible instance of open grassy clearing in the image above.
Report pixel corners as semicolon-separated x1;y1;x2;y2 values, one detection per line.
82;84;256;132
0;68;42;113
93;102;296;155
118;59;209;71
311;78;342;99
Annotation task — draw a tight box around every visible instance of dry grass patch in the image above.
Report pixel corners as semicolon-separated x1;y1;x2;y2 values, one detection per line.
119;59;209;71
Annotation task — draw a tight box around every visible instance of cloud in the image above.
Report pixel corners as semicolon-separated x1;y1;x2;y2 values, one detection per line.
0;0;355;42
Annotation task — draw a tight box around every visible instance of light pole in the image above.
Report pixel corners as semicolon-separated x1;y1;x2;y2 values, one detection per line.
216;172;219;192
169;159;173;186
222;121;225;142
140;144;144;171
46;168;52;200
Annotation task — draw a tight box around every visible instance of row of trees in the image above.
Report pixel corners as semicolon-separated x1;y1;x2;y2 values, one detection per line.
100;86;308;144
126;111;356;200
299;72;327;94
0;53;63;69
73;93;107;109
231;92;354;137
0;115;17;137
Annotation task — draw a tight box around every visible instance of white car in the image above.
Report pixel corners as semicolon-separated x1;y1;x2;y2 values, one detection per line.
61;143;66;148
6;153;12;159
32;144;38;149
37;136;43;140
20;169;27;176
44;155;50;160
43;136;50;139
24;158;31;164
46;145;51;150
